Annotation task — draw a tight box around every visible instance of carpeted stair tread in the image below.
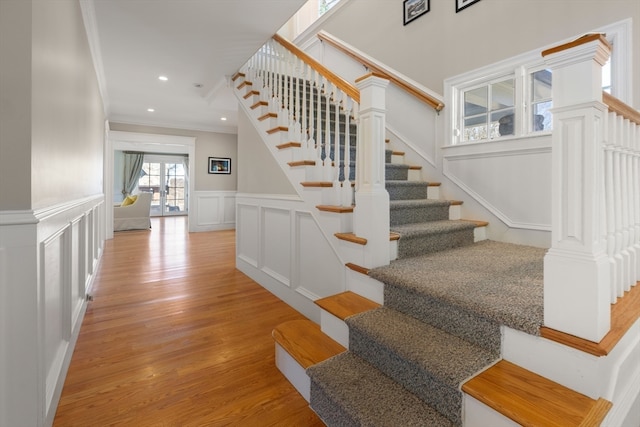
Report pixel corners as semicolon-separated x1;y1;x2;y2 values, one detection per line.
391;219;476;238
390;201;453;226
307;352;455;427
386;180;432;200
370;240;546;337
385;163;410;180
391;220;476;258
347;308;498;425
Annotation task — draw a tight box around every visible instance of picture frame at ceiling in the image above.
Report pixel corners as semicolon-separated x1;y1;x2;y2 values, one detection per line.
403;0;429;26
456;0;481;13
208;157;231;174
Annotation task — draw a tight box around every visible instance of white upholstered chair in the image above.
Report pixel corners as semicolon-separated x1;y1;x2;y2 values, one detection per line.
113;192;153;231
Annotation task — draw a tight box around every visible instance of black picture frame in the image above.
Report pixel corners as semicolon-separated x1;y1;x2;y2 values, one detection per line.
456;0;481;13
403;0;429;25
208;157;231;174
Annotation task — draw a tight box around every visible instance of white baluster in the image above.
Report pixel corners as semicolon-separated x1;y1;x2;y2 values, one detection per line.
314;77;324;181
323;82;333;182
342;97;353;207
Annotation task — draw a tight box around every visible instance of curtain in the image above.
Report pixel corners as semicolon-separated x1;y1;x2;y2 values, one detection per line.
123;152;145;195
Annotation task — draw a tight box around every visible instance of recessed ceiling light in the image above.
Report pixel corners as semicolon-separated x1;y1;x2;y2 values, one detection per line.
220;117;227;121
158;76;168;81
194;83;203;88
147;108;155;112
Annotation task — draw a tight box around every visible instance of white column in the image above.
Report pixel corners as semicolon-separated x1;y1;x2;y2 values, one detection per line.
542;35;611;342
353;74;390;268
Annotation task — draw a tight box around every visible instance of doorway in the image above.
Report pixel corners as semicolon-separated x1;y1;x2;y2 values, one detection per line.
139;155;188;217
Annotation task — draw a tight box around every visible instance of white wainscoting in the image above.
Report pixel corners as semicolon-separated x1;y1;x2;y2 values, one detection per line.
191;191;236;232
236;194;346;323
0;195;105;427
442;135;553;231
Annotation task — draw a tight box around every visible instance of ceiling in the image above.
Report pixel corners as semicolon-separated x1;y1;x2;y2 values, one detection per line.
83;0;307;133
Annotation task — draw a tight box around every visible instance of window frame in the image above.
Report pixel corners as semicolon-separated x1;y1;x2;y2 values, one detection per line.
445;19;631;146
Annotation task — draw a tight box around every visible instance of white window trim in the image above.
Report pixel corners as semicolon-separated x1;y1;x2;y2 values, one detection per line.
444;19;632;146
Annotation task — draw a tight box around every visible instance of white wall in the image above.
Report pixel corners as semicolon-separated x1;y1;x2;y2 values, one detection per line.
305;0;640;109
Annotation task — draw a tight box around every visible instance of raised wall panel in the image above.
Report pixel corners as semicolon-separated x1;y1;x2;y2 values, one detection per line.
70;217;84;334
261;207;291;287
41;228;69;417
443;144;552;230
237;203;259;267
193;191;236;232
295;211;344;300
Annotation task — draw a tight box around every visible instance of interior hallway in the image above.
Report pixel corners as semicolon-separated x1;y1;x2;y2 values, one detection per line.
54;216;324;426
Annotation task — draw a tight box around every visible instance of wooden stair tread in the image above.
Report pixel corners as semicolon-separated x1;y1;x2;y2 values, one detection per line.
409;165;423;170
335;232;366;244
541;281;640;356
315;291;380;321
258;112;277;121
461;219;489;227
276;142;301;149
267;126;288;134
346;262;369;275
318;205;354;213
301;182;334;188
462;360;612;427
289;160;316;167
272;320;346;369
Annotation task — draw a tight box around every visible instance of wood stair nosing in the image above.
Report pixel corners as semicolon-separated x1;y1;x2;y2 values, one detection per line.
272;320;346;370
336;231;400;246
258;112;277;121
251;100;268;109
276;142;301;150
300;182;334;188
288;160;316;167
315;291;380;321
243;90;259;99
318;205;354;214
461;219;490;228
267;126;288;134
346;262;370;275
540;281;640;357
335;232;366;245
237;80;252;90
462;360;612;427
231;72;245;81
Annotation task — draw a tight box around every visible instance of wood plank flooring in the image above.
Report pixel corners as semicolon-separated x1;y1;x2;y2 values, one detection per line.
53;217;324;426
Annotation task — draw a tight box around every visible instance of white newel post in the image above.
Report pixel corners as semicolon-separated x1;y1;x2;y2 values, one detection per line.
542;35;612;342
354;74;390;268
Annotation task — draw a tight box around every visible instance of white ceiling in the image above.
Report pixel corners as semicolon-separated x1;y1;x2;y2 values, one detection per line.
83;0;307;133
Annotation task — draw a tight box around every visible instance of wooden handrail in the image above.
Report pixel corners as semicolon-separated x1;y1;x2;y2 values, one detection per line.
273;34;360;103
603;92;640;126
317;32;444;112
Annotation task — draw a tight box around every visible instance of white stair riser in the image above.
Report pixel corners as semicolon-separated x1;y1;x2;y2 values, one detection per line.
463;395;519;427
346;270;384;305
474;226;487;242
427;185;440;199
320;311;350;349
275;343;310;402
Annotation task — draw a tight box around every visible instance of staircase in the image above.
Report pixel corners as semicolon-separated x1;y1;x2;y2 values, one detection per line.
232;36;621;426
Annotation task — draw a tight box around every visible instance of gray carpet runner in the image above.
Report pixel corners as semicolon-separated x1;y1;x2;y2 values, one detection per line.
307;149;546;426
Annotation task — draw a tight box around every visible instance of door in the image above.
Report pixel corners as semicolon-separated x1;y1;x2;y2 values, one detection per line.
138;157;188;217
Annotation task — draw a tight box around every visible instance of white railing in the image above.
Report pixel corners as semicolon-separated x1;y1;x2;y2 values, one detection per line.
543;34;639;342
242;35;359;207
603;92;640;303
237;35;391;268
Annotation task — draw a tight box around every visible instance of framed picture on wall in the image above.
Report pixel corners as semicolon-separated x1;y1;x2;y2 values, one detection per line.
208;157;231;174
456;0;481;13
403;0;429;25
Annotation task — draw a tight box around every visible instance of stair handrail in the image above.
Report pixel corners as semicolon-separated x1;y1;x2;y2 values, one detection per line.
317;31;444;112
273;34;360;103
603;92;640;125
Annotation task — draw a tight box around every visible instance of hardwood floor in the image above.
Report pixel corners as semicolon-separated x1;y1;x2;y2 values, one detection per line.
54;217;324;426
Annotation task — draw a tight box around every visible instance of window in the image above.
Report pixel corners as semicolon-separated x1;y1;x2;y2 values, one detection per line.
447;20;630;145
529;68;552;133
462;77;515;142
